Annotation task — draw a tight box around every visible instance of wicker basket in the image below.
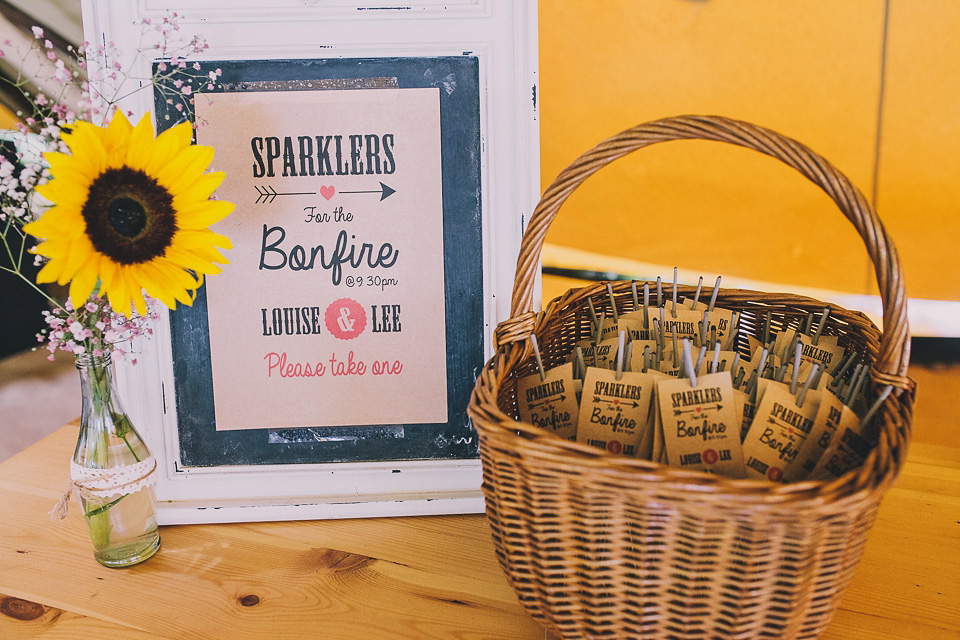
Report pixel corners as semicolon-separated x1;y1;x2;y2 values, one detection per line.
467;115;916;639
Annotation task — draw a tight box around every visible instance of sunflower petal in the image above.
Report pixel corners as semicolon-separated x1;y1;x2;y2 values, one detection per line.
103;112;134;167
172;171;226;208
33;180;89;211
164;245;223;275
44;152;97;188
155;145;215;195
175;200;236;230
60;236;95;285
127;270;148;317
68;258;100;310
60;122;108;178
106;270;133;318
124;114;157;172
35;258;65;284
143;121;193;176
163;120;194;153
136;263;180;310
98;255;117;292
154;257;201;290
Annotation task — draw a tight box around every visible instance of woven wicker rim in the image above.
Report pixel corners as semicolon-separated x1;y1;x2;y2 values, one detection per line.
470;115;914;503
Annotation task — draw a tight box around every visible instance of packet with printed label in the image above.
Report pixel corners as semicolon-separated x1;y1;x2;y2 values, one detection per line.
659;307;703;344
796;337;847;380
679;300;736;347
628;340;660;373
635;369;669;460
650;383;668;463
772;327;799;362
594;337;621;369
576;367;655;457
656;371;745;477
618;316;654;342
732;386;752;442
782;390;857;481
701;350;741;376
807;417;870;481
741;382;819;482
516;361;580;440
737;347;779;388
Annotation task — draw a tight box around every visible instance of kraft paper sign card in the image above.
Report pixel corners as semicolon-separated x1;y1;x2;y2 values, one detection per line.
516;362;579;440
656;372;746;477
783;390;854;482
741;383;819;482
577;367;655;457
196;88;448;430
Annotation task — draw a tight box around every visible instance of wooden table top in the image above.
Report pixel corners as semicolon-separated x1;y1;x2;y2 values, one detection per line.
1;423;957;639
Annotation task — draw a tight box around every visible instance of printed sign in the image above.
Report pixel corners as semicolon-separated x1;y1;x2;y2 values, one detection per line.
196;88;448;430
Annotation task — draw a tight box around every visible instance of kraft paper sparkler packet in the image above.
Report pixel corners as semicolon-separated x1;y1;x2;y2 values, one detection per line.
618;315;655;342
782;390;857;481
576;367;655;457
796;337;847;379
627;340;660;373
575;342;615;368
656;371;746;477
658;307;704;344
732;386;751;442
736;346;781;387
807;414;870;481
772;327;799;362
516;361;580;441
700;350;741;376
741;382;820;482
634;369;669;460
678;299;736;345
594;337;622;369
650;381;668;464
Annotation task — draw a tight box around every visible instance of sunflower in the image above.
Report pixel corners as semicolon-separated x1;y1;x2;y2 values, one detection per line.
23;112;233;316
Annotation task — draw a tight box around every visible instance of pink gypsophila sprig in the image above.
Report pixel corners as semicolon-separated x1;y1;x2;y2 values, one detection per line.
37;295;161;364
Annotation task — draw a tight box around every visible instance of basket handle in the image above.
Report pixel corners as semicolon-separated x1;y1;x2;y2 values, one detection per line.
509;115;911;385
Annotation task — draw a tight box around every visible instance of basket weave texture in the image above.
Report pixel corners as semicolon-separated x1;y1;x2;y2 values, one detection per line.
467;116;916;639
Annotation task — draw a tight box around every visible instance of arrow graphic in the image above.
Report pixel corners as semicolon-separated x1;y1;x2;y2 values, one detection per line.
255;185;317;204
340;181;397;201
527;394;567;409
673;404;723;417
593;396;639;408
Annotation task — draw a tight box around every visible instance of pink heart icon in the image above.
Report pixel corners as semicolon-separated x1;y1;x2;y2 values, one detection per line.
320;186;336;200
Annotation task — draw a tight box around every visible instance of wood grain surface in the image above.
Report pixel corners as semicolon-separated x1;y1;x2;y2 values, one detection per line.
1;424;957;639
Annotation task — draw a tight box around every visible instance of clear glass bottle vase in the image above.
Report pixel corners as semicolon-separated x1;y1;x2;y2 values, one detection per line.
74;352;160;567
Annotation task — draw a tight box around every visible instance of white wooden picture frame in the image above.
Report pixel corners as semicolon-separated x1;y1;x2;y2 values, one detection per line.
80;0;539;524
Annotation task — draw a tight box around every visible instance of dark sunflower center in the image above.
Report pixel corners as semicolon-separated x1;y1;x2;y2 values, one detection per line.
107;197;147;238
82;167;177;265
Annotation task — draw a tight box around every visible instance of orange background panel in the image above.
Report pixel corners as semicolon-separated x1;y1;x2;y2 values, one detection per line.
538;0;956;302
876;0;960;301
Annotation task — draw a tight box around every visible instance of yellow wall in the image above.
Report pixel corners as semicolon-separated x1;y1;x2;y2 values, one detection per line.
538;0;959;301
0;104;19;130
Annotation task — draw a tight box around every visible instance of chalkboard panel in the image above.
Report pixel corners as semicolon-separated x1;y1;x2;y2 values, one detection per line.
155;57;482;467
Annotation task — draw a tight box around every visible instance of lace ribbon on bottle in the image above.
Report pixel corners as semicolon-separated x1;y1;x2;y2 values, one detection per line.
49;456;157;521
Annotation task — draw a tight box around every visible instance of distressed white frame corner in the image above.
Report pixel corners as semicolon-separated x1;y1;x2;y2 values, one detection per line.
81;0;539;524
